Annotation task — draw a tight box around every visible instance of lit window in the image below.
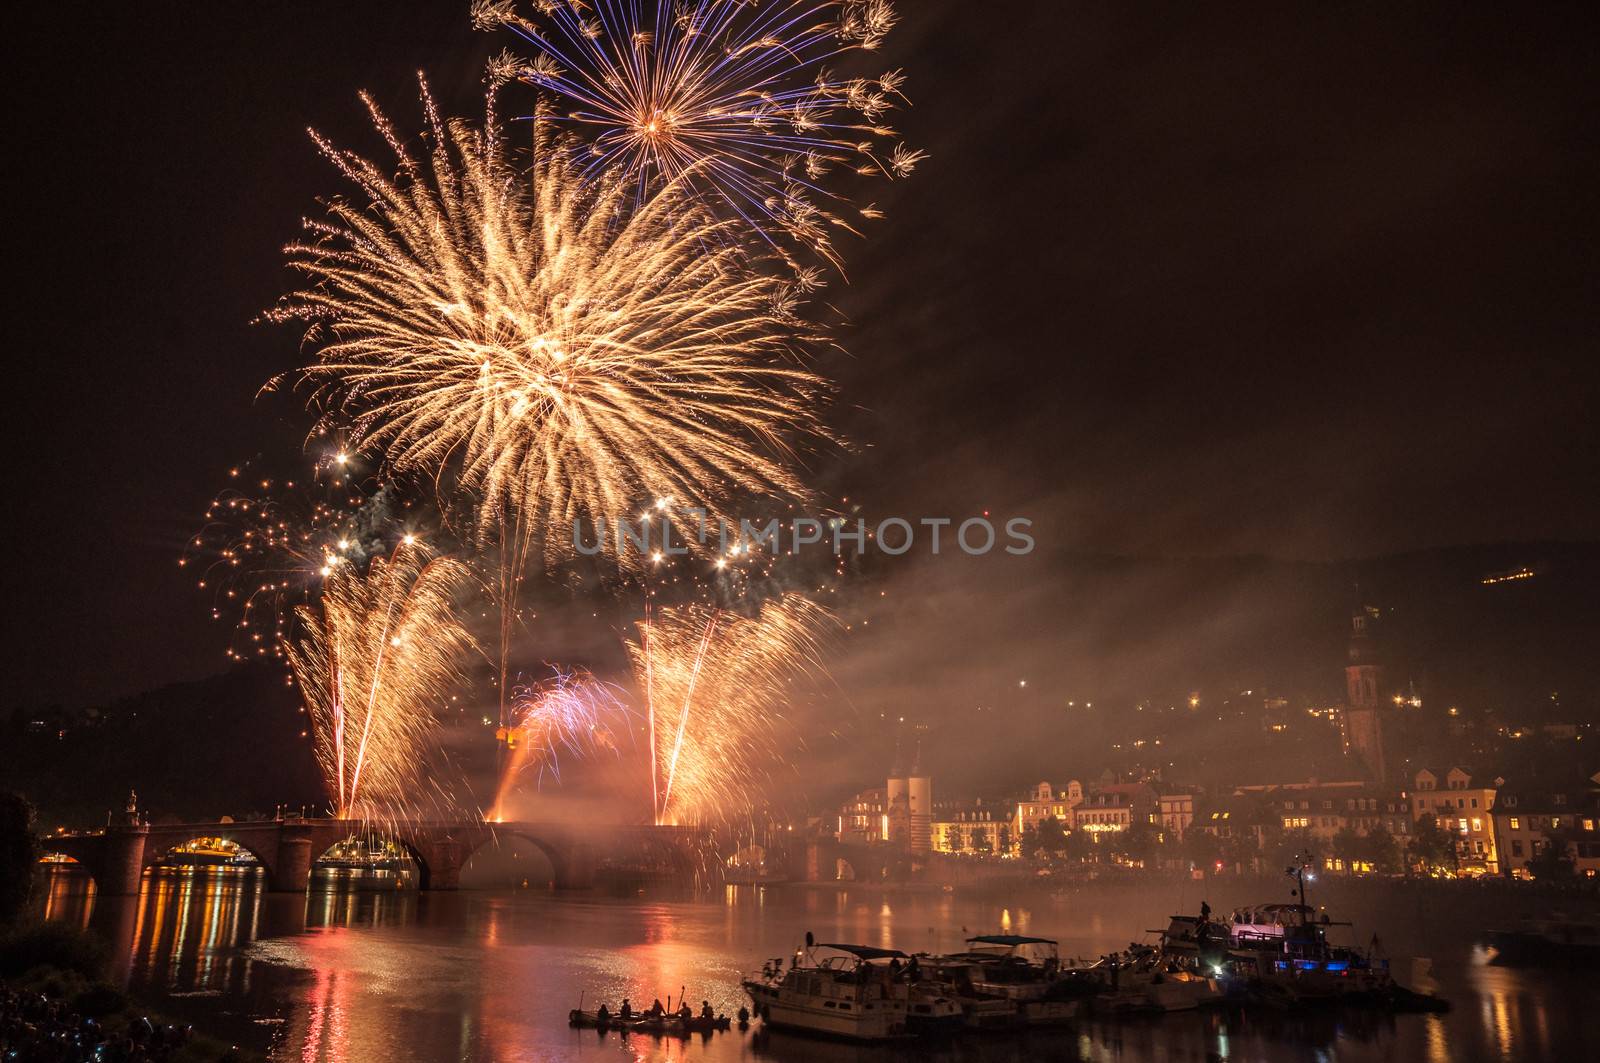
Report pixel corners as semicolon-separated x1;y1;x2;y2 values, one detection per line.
1510;818;1520;831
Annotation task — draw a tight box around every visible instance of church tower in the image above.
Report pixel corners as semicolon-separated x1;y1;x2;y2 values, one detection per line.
1341;607;1388;781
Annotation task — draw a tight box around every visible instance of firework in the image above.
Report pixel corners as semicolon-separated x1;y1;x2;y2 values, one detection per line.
628;592;832;827
181;454;424;664
286;542;475;819
269;75;827;573
491;666;629;816
474;0;921;267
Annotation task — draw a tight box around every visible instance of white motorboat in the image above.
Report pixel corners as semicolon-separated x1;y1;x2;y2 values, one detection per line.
743;943;913;1041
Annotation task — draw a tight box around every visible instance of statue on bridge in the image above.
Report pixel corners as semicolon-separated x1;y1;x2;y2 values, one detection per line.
122;789;141;825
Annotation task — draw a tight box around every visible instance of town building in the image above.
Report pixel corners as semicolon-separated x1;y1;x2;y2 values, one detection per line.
1013;780;1083;840
837;786;886;845
1412;766;1501;874
1492;779;1600;879
1156;787;1198;840
1191;794;1273;872
931;800;1012;856
1045;779;1163;854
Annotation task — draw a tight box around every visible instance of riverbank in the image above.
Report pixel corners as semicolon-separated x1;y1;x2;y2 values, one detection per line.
1;921;255;1061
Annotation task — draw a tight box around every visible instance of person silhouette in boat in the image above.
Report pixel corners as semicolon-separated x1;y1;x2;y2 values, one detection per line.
619;999;633;1022
595;1003;610;1027
648;998;665;1018
1197;901;1215;950
677;1000;693;1022
700;1000;714;1020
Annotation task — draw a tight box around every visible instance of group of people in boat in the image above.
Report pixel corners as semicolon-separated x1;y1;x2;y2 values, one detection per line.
588;996;746;1030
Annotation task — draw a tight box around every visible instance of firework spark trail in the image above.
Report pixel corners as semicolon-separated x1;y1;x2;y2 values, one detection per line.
286;542;474;819
491;666;629;817
643;598;658;820
628;593;833;827
474;0;922;268
267;74;829;578
181;455;410;664
661;612;719;813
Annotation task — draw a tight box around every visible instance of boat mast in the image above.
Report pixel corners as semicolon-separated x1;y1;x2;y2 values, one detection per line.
1286;849;1314;926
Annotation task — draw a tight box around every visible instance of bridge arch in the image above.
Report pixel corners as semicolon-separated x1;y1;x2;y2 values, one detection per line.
727;844;767;870
36;837;108;891
312;832;427;890
141;834;271;887
36;851;84;866
143;835;264;866
457;830;565;890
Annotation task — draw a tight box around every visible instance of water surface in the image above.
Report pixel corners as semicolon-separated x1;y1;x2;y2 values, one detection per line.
38;867;1599;1062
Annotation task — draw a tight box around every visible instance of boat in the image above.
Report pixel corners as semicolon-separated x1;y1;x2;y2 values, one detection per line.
1485;916;1600;967
568;1009;731;1035
1217;903;1411;1004
942;935;1070;1002
956;935;1060;1001
1096;974;1213;1014
1076;942;1221;1014
569;1009;625;1031
905;983;966;1037
743;943;914;1041
920;936;1099;1029
955;995;1023;1031
1020;998;1083;1025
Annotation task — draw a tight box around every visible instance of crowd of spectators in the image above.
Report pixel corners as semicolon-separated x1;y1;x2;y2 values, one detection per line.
1;985;234;1062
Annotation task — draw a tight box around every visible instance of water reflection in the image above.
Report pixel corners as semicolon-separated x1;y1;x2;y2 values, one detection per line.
34;867;1600;1063
41;863;95;929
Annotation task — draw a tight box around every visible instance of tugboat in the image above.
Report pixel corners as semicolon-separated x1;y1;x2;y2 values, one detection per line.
1220;902;1392;1001
743;942;916;1041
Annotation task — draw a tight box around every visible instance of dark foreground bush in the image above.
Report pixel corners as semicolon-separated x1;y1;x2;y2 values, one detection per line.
0;919;109;980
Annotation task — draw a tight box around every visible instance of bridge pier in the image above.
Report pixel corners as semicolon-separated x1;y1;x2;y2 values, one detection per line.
421;839;462;891
99;823;149;896
272;829;313;892
553;843;597;890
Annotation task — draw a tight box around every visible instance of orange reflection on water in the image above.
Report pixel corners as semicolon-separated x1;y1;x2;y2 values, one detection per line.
130;868;265;990
41;866;95;929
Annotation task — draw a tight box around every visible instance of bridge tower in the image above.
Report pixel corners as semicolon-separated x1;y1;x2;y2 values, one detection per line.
907;738;932;855
885;736;909;846
99;791;149;896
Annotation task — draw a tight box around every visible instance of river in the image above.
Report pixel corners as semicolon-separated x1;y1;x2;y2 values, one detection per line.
35;865;1600;1062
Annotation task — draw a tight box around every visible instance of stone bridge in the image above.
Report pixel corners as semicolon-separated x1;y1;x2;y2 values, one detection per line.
44;818;702;895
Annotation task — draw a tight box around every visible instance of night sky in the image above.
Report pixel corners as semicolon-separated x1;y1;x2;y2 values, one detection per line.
10;2;1599;724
